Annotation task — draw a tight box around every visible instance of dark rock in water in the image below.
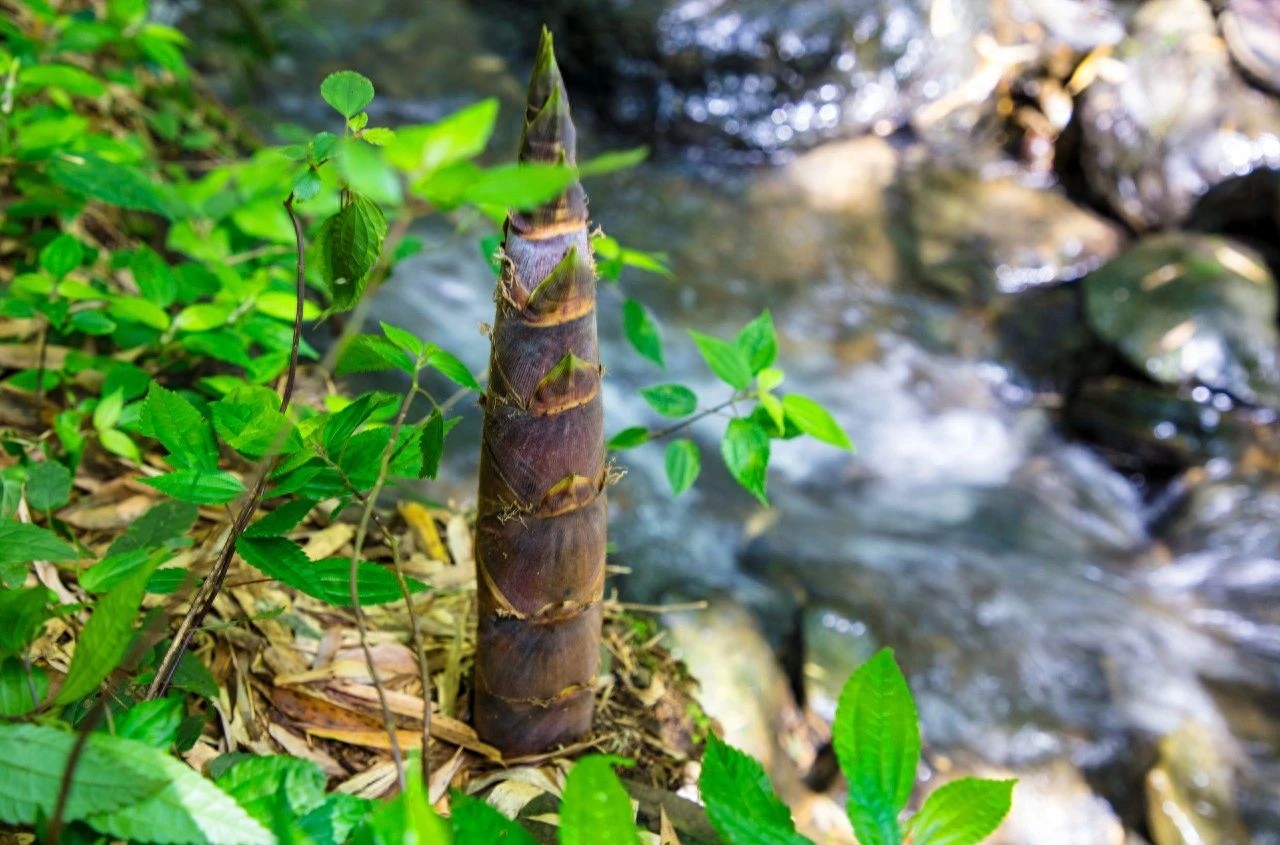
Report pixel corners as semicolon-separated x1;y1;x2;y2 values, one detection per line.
1188;168;1280;262
1065;377;1253;476
495;0;1126;153
1083;233;1280;406
1219;0;1280;95
902;162;1125;299
993;284;1114;394
1077;0;1280;231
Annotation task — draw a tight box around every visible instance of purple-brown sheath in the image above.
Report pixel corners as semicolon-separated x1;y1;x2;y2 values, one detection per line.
472;28;606;755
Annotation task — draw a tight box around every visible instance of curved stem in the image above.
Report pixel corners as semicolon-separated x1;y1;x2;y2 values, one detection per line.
645;394;743;442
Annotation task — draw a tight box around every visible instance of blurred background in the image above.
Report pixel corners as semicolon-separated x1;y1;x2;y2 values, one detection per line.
159;0;1280;841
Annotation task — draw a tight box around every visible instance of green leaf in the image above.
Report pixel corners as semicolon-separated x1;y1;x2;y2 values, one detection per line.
321;393;380;456
99;428;142;463
110;296;171;330
577;146;649;178
293;167;322;201
108;500;198;556
427;347;481;390
419;411;445;480
735;310;778;375
361;127;395;146
217;756;327;832
338;137;402;205
298;793;372;845
721;418;770;505
141;469;245;505
25;460;72;511
385;98;498;175
623;299;664;368
171;652;220;700
847;798;904;845
80;548;157;593
19;63;107;97
608;427;650;451
380;321;424;357
0;522;77;567
48;155;182;219
834;649;920;823
783;394;853;450
257;291;320;323
143;383;219;471
450;790;537;845
116;697;185;748
906;779;1015;845
56;551;164;704
364;753;450;844
130;246;178;307
320;70;375;118
664;439;700;496
212;396;298;460
559;756;640;845
244;499;316;539
0;587;56;659
69;310;116;335
641;384;698;418
699;735;813;845
692;331;752;390
335;334;412;376
0;723;166;825
308;193;388;312
0;658;48;717
39;233;84;279
93;389;124;432
86;730;274;844
235;537;426;606
459;162;576;209
175;302;233;332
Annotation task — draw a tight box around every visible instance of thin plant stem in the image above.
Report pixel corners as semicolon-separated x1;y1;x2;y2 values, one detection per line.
646;394;743;441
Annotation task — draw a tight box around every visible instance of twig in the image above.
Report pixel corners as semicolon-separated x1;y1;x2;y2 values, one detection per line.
145;193;308;699
646;394;742;441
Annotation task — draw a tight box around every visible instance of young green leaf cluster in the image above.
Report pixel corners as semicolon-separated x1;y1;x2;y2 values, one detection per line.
610;309;853;502
699;650;1015;845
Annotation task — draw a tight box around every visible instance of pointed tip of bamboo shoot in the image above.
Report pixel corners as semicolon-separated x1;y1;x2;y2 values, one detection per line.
520;26;576;168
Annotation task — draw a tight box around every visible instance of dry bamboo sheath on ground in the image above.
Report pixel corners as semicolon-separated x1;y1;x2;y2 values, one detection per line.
472;29;608;755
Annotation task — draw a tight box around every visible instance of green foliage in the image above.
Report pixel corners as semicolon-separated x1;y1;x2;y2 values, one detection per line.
701;735;812;845
559;756;641;845
664;439;701;496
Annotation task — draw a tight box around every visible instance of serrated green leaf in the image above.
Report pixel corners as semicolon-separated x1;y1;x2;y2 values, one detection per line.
385;98;498;175
56;551;163;704
115;697;185;748
783;394;852;450
244;499;316;538
692;331;752;390
131;246;177;307
335;334;412;376
320;70;375;118
212;396;298;460
735;310;778;375
906;778;1015;845
560;756;640;845
450;790;537;845
847;796;904;845
293;167;322;201
217;755;327;831
25;460;72;511
141;469;244;505
143;383;219;471
298;792;372;845
0;723;166;825
308;193;388;312
0;658;48;717
641;384;698;418
175;302;233;332
39;233;84;279
99;428;142;463
321;393;380;456
338;136;402;205
361;127;395;146
80;548;156;593
171;653;220;700
721;418;770;505
108;500;198;556
834;649;920;821
420;411;445;480
427;347;481;390
608;426;650;450
0;522;77;567
257;291;320;323
664;439;700;496
700;735;813;845
380;321;424;357
48;155;183;219
235;537;426;606
623;298;664;368
110;296;171;330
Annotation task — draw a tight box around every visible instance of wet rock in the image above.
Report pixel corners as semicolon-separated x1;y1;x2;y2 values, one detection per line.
1219;0;1280;95
925;757;1127;845
1145;722;1250;845
1083;233;1280;406
800;604;879;723
903;163;1125;299
993;284;1113;393
1065;377;1253;476
1077;0;1280;231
